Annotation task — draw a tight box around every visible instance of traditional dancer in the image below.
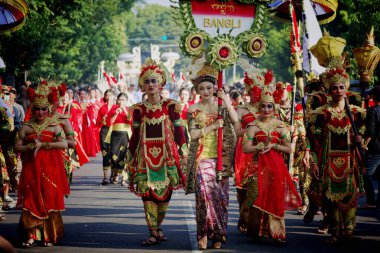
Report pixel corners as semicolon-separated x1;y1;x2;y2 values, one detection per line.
126;58;188;246
233;62;263;233
308;58;366;243
243;81;301;245
14;81;70;247
186;60;237;250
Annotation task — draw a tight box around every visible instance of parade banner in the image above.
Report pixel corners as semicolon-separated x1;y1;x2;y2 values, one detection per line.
190;0;256;37
172;0;270;174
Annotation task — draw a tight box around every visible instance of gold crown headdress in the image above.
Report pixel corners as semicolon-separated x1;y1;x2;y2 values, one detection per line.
138;58;166;89
310;29;346;67
257;70;280;106
27;80;67;110
186;56;218;88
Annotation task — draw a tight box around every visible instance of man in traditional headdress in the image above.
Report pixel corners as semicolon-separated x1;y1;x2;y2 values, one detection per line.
126;58;188;246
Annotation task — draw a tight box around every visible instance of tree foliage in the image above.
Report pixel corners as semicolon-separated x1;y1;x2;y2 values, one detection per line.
0;0;135;86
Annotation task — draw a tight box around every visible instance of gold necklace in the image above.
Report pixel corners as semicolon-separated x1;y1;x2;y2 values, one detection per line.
256;118;279;136
28;118;53;136
198;101;217;114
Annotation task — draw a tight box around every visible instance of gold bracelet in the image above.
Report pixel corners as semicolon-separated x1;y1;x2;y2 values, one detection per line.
42;142;52;149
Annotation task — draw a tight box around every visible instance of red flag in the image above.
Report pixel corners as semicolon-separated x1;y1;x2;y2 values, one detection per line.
103;72;111;87
110;76;117;84
171;73;176;83
180;71;186;81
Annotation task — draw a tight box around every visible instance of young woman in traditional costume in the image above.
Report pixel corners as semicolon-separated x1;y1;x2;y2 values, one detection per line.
233;60;264;233
106;92;131;185
14;82;70;247
126;58;188;246
79;88;99;157
243;81;301;245
186;59;237;250
96;89;116;185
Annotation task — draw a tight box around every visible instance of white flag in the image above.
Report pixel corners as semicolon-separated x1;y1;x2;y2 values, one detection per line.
302;0;325;75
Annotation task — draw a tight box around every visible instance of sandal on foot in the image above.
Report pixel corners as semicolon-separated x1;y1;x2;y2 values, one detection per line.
101;178;109;185
198;236;207;250
22;239;37;248
44;242;54;247
142;234;159;246
317;227;329;234
212;241;222;249
274;238;287;246
121;180;126;186
157;228;168;241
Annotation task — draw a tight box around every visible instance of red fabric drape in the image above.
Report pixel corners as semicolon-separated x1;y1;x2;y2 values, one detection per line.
254;149;301;218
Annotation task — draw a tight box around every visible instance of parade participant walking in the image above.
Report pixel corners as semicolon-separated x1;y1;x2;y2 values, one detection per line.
243;82;301;245
275;81;310;214
14;82;70;247
126;58;188;246
186;61;237;250
363;85;380;208
308;60;366;243
78;87;99;157
96;89;116;185
233;61;264;233
178;88;191;142
106;92;131;186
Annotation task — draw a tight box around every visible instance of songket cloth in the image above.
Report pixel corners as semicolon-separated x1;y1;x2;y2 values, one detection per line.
195;159;229;241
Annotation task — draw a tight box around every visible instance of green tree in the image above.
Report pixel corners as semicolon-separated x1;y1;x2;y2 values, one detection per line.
0;0;135;86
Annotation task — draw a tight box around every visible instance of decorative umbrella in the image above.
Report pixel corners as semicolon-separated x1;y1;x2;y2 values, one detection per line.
269;0;338;24
0;0;28;34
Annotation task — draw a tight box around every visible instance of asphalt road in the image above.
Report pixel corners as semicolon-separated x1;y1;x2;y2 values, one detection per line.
1;154;379;253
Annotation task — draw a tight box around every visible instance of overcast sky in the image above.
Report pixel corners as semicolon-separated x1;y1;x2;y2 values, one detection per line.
143;0;171;7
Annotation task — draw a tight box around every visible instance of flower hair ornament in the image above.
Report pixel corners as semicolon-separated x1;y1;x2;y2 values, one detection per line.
138;58;166;90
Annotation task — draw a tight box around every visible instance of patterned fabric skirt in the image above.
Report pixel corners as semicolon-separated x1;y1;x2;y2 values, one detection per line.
195;159;229;242
110;130;129;171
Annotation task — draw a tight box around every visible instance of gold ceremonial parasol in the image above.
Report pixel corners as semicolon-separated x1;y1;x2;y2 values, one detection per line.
0;0;28;34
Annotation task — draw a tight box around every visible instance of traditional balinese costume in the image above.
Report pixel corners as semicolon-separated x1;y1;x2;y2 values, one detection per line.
185;61;236;246
16;82;70;246
233;61;264;232
126;58;188;234
243;81;301;243
80;100;98;157
307;46;366;239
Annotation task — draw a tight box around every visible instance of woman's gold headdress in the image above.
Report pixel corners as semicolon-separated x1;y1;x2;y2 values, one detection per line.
185;56;218;89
